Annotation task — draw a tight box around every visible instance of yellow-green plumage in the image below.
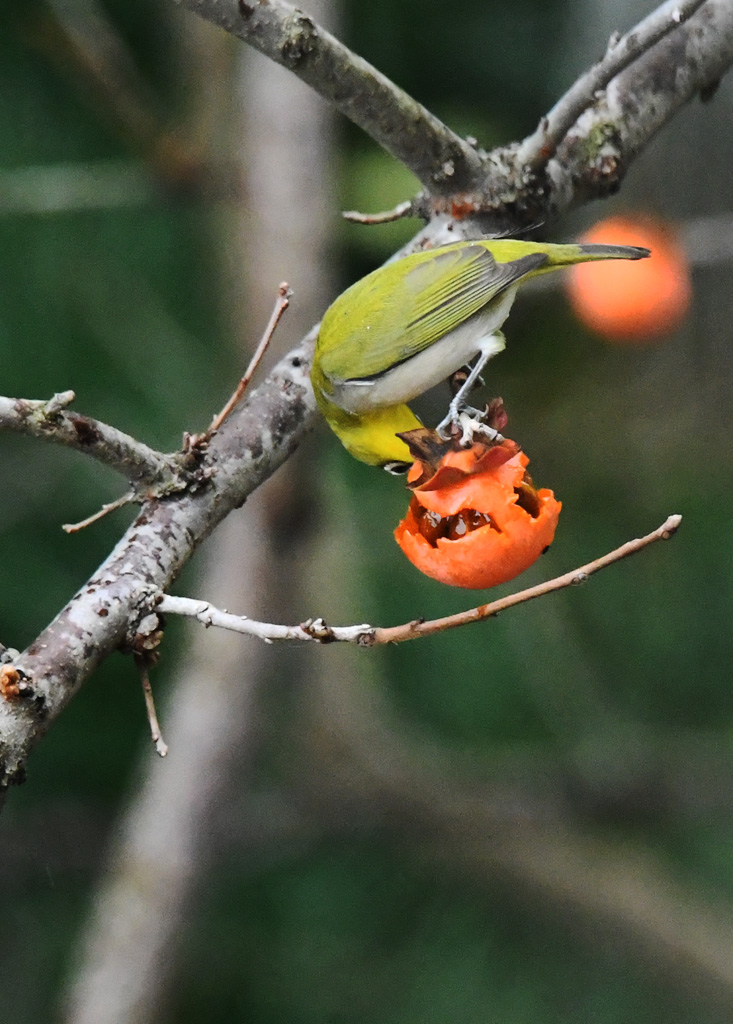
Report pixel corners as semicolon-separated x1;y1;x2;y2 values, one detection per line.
312;238;649;467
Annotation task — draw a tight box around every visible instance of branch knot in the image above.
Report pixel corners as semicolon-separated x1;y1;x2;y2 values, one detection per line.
281;11;318;67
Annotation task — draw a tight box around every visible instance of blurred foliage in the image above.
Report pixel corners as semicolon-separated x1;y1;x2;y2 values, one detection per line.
2;1;733;1023
174;839;721;1024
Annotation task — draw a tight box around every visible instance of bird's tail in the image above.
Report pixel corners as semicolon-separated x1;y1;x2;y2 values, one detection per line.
484;239;650;269
523;240;650;275
576;242;650;261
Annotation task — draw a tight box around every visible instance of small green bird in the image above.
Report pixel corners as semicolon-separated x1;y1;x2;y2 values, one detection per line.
311;238;649;470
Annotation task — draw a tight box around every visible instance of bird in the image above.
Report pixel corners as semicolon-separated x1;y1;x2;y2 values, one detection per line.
311;238;650;471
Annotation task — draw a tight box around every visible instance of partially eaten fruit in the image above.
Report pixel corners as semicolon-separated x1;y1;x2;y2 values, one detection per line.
394;435;561;589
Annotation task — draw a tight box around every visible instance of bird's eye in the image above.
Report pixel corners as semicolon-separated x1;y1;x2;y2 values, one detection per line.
384;461;411;476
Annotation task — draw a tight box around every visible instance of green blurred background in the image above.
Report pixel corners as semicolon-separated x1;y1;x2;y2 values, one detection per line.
3;1;733;1022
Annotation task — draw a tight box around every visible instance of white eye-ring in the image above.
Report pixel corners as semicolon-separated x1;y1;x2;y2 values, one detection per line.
383;461;411;476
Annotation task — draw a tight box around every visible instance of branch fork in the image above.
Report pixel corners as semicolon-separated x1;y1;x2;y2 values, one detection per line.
333;0;716;231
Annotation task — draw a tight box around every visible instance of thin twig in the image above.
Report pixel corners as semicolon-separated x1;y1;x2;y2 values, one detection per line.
134;654;168;757
44;389;76;414
157;514;682;647
517;0;709;171
0;393;183;489
373;514;682;644
342;200;415;225
62;493;136;534
155;595;372;644
207;282;292;435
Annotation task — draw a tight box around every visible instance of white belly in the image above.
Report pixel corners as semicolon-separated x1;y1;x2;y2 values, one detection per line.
331;288;516;414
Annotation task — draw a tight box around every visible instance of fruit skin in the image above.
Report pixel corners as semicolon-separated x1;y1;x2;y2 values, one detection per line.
567;215;691;341
394;441;561;589
312;238;649;467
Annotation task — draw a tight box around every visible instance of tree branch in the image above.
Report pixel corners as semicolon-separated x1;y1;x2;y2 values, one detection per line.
373;513;681;643
432;0;733;226
174;0;483;194
156;594;371;643
541;0;733;216
156;514;681;646
0;392;186;492
516;0;709;171
342;199;414;225
175;0;733;230
0;336;317;797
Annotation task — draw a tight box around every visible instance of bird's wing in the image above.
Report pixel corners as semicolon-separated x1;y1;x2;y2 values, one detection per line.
319;245;548;384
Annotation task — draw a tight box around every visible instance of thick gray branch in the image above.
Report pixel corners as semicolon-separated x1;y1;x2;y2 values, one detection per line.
0;338;317;796
543;0;733;215
174;0;483;194
441;0;733;227
173;0;733;227
516;0;709;170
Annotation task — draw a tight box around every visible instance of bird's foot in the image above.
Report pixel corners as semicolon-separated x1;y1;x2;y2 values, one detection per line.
437;331;506;444
436;401;504;447
456;411;503;447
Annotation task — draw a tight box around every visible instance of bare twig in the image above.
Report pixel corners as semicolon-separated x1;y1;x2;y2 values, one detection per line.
0;393;184;491
207;282;292;435
517;0;709;171
342;200;415;225
157;514;682;647
63;493;136;534
134;655;168;757
44;390;76;414
156;595;371;643
373;514;682;643
175;0;483;195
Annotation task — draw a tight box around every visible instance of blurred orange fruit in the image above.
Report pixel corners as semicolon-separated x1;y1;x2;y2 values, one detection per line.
567;214;691;341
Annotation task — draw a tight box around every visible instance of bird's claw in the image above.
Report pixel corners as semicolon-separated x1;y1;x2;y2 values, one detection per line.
436;402;503;448
456;412;503;447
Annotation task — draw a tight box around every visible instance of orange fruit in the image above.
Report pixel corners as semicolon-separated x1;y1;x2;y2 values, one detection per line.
395;442;561;589
567;215;691;342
